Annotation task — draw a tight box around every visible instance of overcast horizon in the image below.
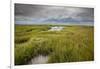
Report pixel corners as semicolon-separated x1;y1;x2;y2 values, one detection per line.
15;3;94;25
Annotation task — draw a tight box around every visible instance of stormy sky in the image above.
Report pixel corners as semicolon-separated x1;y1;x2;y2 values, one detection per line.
15;3;94;25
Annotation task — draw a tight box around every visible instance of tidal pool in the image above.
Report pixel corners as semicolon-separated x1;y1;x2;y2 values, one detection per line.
49;26;64;31
28;55;48;64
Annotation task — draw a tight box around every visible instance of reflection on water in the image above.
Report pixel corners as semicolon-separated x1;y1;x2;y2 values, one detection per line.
28;55;48;64
49;26;64;31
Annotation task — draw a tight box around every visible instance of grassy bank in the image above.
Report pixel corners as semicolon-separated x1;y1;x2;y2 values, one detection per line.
15;25;94;65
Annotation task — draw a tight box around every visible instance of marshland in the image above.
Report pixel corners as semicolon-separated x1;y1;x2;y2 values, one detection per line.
15;3;94;65
15;25;94;65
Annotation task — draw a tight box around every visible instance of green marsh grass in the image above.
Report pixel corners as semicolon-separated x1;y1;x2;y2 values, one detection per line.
15;25;94;65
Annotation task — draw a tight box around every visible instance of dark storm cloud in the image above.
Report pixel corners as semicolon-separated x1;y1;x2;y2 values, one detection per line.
15;3;94;18
15;3;94;25
15;4;46;17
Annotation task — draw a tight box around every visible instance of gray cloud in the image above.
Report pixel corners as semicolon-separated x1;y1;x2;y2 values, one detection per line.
15;3;94;19
15;3;94;25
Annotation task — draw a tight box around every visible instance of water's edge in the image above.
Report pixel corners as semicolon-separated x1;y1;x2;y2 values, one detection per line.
28;55;48;64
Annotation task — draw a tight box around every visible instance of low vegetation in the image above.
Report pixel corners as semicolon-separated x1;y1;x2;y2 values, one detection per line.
15;25;94;65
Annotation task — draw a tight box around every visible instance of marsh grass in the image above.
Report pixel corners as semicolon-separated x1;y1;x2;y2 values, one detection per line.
15;25;94;65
